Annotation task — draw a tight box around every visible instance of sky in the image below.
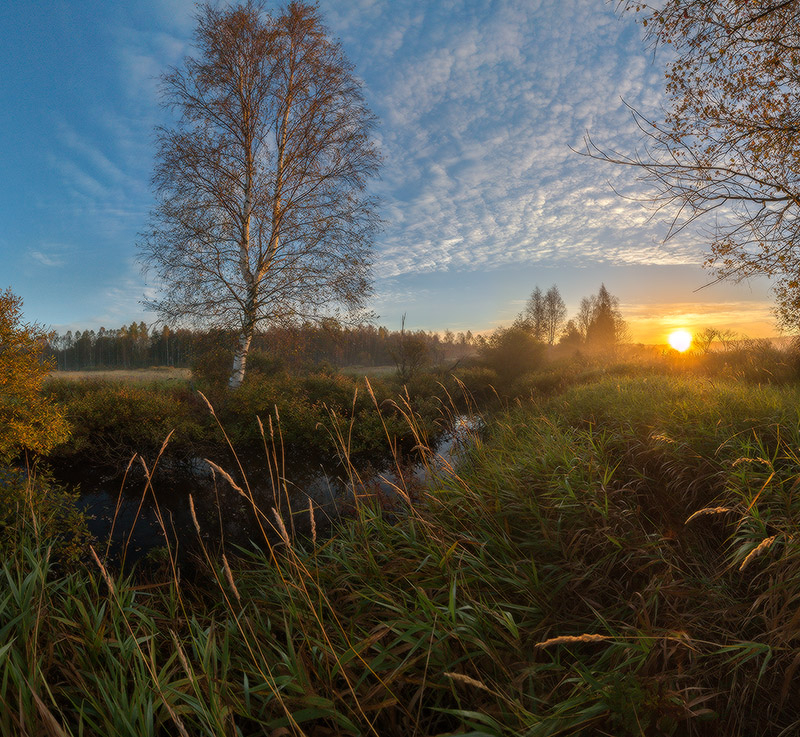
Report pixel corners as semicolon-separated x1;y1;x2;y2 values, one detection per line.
0;0;779;344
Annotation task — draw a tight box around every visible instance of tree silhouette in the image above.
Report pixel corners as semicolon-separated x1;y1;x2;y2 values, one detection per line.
586;1;800;327
585;284;627;351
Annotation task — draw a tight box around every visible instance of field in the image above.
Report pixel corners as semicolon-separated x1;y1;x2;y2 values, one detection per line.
51;367;192;383
4;367;800;735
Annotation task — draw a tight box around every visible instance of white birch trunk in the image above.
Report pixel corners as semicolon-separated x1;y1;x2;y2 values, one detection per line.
229;328;253;389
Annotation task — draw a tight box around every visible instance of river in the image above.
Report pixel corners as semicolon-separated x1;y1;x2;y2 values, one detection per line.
56;417;477;568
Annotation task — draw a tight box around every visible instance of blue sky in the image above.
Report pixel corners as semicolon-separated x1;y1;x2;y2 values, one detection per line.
0;0;777;343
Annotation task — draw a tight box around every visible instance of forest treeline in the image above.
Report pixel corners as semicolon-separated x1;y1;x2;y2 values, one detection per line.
47;284;625;374
47;321;478;372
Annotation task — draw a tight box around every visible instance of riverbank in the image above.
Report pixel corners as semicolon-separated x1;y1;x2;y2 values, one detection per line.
3;373;800;734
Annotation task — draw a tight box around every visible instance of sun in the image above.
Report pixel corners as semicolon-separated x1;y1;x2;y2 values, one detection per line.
668;330;692;352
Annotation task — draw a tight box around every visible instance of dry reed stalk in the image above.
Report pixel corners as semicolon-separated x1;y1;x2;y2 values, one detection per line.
685;506;734;524
739;535;778;571
26;676;67;737
197;390;216;416
222;554;241;603
364;376;377;404
89;545;115;595
105;453;138;562
204;459;246;496
272;508;290;545
189;494;201;535
28;683;69;737
534;633;611;649
309;499;316;546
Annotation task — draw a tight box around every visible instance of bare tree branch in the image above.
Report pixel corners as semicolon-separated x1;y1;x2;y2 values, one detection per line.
588;1;800;329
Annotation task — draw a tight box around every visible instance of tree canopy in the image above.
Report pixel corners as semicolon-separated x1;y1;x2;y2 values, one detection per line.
587;1;800;327
141;1;381;387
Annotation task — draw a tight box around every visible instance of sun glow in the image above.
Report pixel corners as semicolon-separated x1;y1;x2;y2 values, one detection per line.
668;330;692;352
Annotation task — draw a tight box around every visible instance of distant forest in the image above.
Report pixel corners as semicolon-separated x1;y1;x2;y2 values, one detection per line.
47;321;478;372
47;284;631;373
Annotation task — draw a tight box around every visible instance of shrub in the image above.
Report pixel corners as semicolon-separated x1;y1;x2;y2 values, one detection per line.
191;346;232;391
243;349;285;378
479;325;545;385
450;366;498;407
301;372;360;412
48;381;207;468
0;288;69;461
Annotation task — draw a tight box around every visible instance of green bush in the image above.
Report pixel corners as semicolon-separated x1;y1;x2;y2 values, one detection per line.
243;349;285;378
450;365;499;407
48;381;207;468
479;325;545;384
301;372;360;412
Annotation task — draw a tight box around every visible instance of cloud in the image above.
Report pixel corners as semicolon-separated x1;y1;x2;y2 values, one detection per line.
89;272;157;329
319;0;695;282
29;251;65;268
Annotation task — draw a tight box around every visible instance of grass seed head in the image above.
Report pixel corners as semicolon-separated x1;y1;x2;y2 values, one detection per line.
535;633;611;649
189;494;201;535
197;390;216;416
444;672;493;693
272;507;290;545
89;545;115;595
222;553;241;603
204;459;245;496
685;506;734;524
739;535;778;572
170;629;192;675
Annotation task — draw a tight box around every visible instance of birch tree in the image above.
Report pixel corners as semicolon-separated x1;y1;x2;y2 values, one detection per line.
141;1;380;387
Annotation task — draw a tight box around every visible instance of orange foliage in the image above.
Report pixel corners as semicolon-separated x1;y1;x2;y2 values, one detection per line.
0;288;69;460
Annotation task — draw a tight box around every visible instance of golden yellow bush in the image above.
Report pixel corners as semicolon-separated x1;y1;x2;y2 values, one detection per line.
0;288;69;460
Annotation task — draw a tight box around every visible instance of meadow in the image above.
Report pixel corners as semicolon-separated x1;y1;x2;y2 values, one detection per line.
50;367;193;383
4;345;800;735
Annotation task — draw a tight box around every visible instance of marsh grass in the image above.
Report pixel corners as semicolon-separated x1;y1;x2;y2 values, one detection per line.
5;374;800;734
